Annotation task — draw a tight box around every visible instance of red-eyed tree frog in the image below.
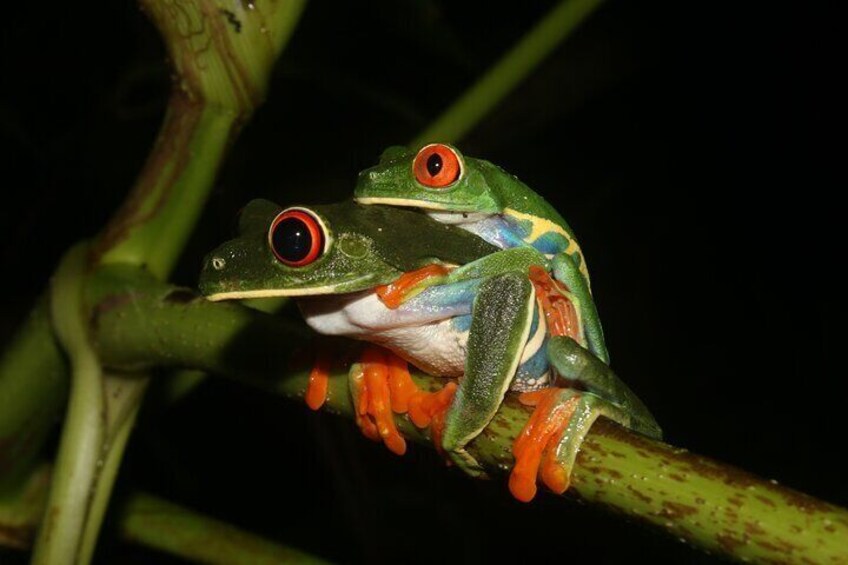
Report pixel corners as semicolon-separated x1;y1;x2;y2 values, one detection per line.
199;199;660;501
354;143;609;364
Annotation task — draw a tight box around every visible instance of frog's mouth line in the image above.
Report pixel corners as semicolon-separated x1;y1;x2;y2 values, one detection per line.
204;274;380;302
355;197;488;225
355;196;452;211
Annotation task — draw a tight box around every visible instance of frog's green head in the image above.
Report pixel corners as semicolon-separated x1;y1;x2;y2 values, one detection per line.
199;199;498;301
354;143;509;214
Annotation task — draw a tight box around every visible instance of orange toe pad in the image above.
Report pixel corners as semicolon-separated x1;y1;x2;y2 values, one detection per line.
305;351;332;411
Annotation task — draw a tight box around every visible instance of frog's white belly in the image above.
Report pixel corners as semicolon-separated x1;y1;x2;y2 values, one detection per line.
297;291;468;377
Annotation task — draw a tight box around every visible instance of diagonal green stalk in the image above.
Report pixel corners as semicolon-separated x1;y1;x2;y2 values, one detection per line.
412;0;605;145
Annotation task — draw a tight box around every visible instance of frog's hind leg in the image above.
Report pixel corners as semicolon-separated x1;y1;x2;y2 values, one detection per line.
441;271;535;477
509;336;662;502
547;336;661;439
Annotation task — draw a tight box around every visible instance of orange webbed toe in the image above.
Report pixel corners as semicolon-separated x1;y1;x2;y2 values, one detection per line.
305;351;332;411
509;388;579;502
359;346;407;455
348;345;459;460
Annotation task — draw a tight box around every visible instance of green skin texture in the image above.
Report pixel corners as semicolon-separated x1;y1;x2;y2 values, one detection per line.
199;199;659;488
354;143;609;364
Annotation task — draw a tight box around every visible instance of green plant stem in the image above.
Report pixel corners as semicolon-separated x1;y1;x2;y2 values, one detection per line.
77;269;848;564
412;0;605;145
0;466;326;563
76;375;149;565
98;0;307;277
33;244;105;564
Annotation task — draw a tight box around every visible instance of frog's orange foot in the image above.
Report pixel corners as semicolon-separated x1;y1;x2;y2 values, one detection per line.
385;354;456;453
349;345;458;457
509;388;580;502
350;346;409;455
411;382;456;455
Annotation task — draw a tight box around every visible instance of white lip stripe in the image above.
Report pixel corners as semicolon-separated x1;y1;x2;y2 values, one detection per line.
205;286;343;301
355;197;451;211
205;273;378;302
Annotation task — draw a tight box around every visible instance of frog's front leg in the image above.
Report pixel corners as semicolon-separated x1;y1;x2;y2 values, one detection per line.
509;336;662;501
441;271;535;476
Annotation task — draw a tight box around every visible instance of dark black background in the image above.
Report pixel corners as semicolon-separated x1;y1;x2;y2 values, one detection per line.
1;1;843;563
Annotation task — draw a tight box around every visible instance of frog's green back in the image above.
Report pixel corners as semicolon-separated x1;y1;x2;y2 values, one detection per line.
474;158;577;238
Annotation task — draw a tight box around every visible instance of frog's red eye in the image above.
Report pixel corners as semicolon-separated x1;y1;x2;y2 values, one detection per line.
413;144;461;188
268;209;325;267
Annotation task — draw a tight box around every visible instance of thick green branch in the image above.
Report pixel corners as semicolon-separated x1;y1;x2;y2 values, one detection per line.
82;267;848;564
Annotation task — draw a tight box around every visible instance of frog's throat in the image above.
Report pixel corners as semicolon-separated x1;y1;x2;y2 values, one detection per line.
355;196;454;211
205;285;352;301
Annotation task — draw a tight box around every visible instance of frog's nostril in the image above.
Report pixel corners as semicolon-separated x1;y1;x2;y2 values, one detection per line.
211;257;226;271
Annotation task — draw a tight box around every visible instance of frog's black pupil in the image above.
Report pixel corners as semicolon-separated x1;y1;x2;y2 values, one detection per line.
273;217;312;262
426;153;443;176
